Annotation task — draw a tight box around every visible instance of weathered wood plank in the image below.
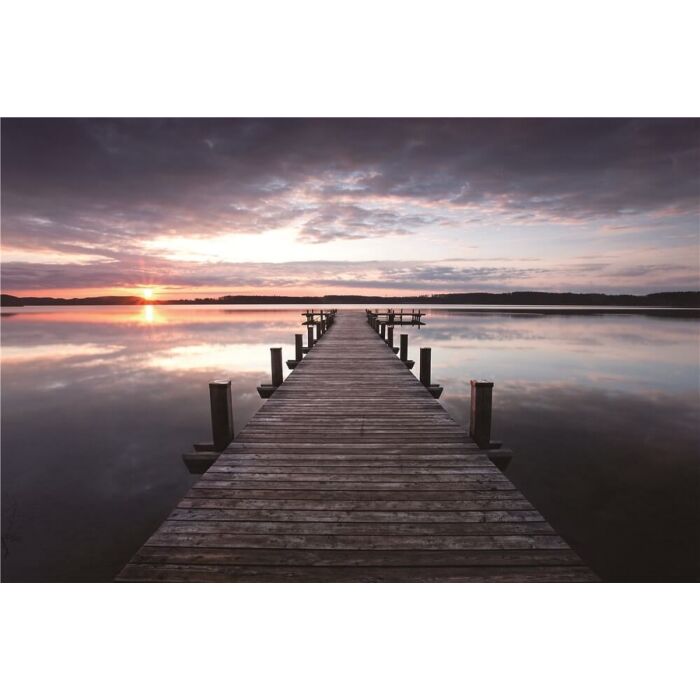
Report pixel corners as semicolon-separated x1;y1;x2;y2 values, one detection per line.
128;546;585;567
118;563;598;583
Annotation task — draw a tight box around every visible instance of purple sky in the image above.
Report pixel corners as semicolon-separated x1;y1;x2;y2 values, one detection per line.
1;118;698;298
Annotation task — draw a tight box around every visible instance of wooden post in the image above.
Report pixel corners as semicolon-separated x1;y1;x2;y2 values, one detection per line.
209;379;234;451
270;348;283;387
380;323;386;340
400;333;408;362
470;380;493;448
419;347;431;387
308;324;314;348
295;333;303;361
387;326;394;347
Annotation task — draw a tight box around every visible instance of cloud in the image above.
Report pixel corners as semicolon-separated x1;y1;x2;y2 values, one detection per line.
297;204;447;243
3;251;696;297
1;118;698;294
3;119;698;244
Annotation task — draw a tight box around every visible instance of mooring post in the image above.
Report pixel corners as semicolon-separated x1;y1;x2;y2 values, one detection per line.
380;323;386;340
209;379;234;451
271;348;283;387
288;333;304;368
469;380;493;448
387;325;394;347
307;324;315;349
400;333;408;361
419;347;432;387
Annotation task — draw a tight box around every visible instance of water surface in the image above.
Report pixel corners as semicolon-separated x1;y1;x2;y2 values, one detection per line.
2;305;698;581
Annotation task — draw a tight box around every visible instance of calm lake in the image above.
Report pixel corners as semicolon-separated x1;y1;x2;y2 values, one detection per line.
1;305;698;582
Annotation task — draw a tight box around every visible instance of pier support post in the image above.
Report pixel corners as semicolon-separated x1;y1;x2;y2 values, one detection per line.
287;333;304;369
307;324;315;350
380;323;386;340
469;380;493;449
387;326;397;352
419;347;431;387
420;347;443;398
209;380;234;451
399;333;414;367
271;347;283;387
400;333;408;361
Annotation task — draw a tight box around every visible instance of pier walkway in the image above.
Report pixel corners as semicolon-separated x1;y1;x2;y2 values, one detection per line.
118;311;596;582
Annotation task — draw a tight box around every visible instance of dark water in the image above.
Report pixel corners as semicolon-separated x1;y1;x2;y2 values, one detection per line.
1;305;698;582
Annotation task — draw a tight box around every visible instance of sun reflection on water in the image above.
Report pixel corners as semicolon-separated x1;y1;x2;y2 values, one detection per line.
142;305;156;324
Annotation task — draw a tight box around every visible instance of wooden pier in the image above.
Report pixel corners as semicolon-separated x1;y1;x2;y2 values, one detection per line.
367;308;425;325
118;311;596;582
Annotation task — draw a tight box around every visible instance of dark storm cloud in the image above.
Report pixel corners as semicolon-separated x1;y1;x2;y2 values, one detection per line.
2;118;699;250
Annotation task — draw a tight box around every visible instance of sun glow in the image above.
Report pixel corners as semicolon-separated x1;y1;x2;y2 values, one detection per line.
142;305;156;324
142;288;154;300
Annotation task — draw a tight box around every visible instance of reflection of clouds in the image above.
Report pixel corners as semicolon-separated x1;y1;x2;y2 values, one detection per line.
3;306;308;329
146;343;291;374
426;311;698;347
401;313;699;391
1;343;125;364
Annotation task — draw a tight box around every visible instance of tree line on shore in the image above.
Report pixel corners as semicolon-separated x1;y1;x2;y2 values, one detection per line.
2;291;699;307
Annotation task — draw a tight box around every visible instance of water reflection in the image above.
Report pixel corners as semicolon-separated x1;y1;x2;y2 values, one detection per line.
1;306;300;581
399;311;700;581
1;306;699;581
142;304;156;324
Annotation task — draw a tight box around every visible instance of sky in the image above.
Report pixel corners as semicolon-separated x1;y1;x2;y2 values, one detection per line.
1;118;698;299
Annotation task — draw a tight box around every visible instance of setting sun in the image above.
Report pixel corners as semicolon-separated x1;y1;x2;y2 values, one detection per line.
142;288;153;300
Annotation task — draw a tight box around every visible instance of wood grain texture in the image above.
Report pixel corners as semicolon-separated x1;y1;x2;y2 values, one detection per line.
117;311;596;582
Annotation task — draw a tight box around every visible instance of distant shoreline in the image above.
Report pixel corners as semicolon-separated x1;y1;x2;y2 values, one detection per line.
2;305;698;318
2;291;699;309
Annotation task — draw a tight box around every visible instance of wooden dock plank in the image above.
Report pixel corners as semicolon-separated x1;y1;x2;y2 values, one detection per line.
117;310;596;582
